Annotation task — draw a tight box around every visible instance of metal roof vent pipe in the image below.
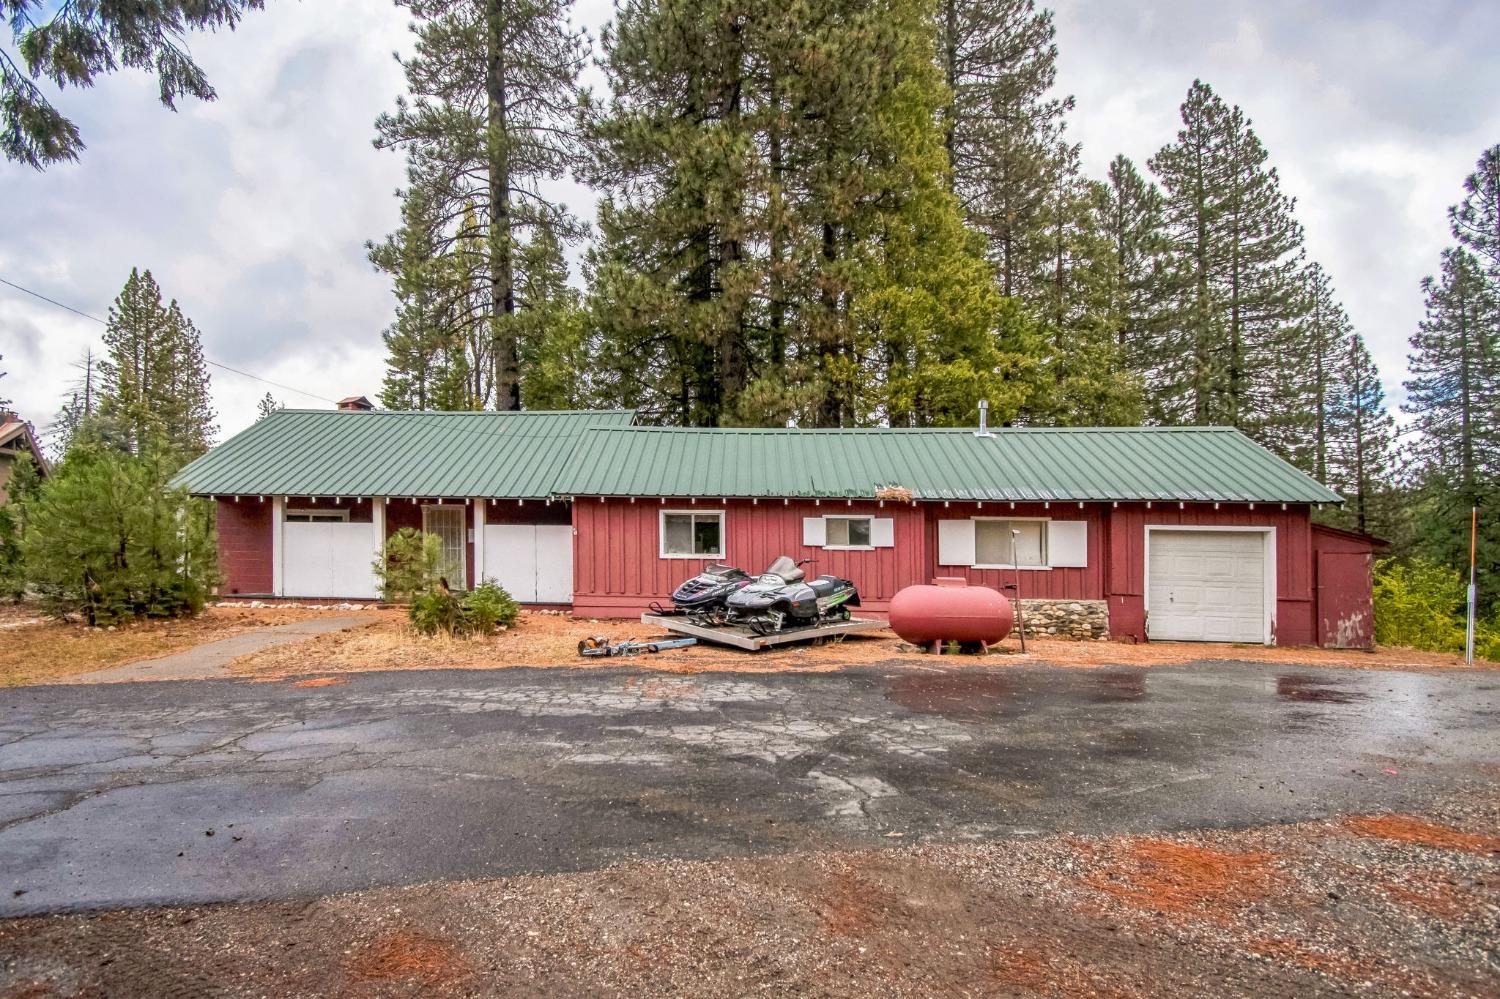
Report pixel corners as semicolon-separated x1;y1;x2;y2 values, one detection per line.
974;399;994;438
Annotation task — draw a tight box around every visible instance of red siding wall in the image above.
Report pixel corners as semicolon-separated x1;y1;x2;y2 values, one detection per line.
1311;525;1377;649
924;502;1107;599
1103;503;1315;645
571;498;927;617
215;498;273;595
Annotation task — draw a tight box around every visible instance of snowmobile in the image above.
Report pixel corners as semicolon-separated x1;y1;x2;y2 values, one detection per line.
725;556;861;634
653;563;753;624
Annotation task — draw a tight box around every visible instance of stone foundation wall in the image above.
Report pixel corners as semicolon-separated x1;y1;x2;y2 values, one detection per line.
1009;598;1109;640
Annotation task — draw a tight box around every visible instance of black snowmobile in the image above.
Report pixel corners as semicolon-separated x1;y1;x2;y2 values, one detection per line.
725;556;860;634
653;563;753;624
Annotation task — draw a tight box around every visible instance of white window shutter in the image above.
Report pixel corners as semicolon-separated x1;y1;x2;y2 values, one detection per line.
1048;520;1088;568
802;516;827;547
870;517;895;548
937;519;976;566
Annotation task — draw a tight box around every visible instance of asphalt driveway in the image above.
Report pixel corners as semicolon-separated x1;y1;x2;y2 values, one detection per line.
0;661;1495;915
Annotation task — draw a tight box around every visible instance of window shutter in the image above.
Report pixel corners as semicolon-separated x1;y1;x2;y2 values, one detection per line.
1048;520;1088;567
870;518;895;548
937;519;976;566
802;516;827;547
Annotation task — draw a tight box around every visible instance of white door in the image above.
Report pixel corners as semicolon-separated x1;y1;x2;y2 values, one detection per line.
483;525;539;602
423;506;467;589
481;524;573;603
1147;530;1268;643
283;523;380;599
535;525;573;603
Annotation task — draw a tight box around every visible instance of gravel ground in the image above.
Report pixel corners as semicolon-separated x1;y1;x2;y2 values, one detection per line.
2;800;1495;998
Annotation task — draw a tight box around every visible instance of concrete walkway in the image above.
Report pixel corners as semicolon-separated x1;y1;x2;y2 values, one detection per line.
67;615;377;683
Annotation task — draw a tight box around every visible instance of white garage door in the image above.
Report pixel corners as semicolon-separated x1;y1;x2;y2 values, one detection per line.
283;523;380;599
482;525;573;603
1147;530;1268;643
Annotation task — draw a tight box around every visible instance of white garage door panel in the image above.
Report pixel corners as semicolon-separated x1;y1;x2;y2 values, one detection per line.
1148;531;1267;644
283;523;379;599
482;525;573;603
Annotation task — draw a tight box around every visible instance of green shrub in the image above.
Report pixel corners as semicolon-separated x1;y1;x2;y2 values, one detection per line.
409;588;464;636
1372;556;1468;654
408;579;519;638
20;445;218;625
375;527;445;603
465;579;520;634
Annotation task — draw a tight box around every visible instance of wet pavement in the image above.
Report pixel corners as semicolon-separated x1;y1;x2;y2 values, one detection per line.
0;661;1494;915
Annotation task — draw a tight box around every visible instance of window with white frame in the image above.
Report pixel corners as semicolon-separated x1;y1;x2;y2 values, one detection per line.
825;516;872;548
661;511;724;558
284;509;349;523
975;519;1046;567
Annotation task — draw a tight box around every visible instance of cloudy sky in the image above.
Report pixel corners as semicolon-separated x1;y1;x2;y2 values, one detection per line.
1;0;1496;445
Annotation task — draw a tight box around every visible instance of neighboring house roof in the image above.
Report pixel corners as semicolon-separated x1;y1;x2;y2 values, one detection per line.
173;409;636;499
0;413;51;477
553;425;1343;504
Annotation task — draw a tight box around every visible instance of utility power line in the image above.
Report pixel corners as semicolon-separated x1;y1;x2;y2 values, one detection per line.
0;275;339;404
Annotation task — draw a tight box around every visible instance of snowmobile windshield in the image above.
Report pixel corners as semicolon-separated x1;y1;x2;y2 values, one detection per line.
764;556;804;583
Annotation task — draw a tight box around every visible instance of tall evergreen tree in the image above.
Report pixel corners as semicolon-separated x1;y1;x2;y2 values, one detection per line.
372;0;588;411
935;0;1072;301
1449;144;1500;278
256;393;283;421
1324;332;1395;536
1096;153;1172;414
1148;80;1308;452
2;1;264;168
1290;262;1354;479
96;269;216;459
585;0;1039;428
1404;247;1500;609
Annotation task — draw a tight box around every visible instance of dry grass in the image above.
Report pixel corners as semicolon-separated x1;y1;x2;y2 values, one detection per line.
1343;814;1500;854
0;605;335;687
226;607;1495;679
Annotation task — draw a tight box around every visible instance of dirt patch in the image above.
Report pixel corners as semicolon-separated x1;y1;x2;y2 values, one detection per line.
225;609;1494;680
1343;814;1500;854
343;930;467;986
2;806;1496;998
0;605;340;686
1082;838;1279;919
290;676;350;689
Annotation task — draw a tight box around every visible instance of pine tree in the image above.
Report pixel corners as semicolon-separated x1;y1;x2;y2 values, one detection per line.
516;227;596;410
2;1;265;168
50;348;100;457
372;0;588;412
1324;332;1395;536
96;269;216;459
1148;80;1308;451
1404;247;1500;610
936;0;1073;301
1291;262;1355;479
1450;144;1500;278
0;351;7;408
1096;154;1173;420
257;393;283;421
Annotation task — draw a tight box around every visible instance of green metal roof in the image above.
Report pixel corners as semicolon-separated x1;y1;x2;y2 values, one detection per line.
553;426;1343;504
174;409;635;499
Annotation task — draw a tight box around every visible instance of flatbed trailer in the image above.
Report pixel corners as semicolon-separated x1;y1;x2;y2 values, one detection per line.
639;613;885;652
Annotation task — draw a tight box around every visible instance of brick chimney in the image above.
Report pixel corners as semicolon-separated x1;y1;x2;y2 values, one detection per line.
336;395;375;412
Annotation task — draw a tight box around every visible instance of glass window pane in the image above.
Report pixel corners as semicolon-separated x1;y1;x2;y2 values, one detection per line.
847;518;871;547
664;514;693;554
826;518;850;546
975;521;1046;566
693;515;722;555
975;521;1009;564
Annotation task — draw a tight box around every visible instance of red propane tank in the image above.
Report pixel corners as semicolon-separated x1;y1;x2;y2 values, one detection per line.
888;578;1014;648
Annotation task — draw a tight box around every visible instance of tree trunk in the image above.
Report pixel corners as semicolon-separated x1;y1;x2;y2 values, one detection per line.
487;0;520;411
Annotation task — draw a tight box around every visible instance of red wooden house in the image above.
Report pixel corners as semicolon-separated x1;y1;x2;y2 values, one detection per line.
176;407;1379;648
